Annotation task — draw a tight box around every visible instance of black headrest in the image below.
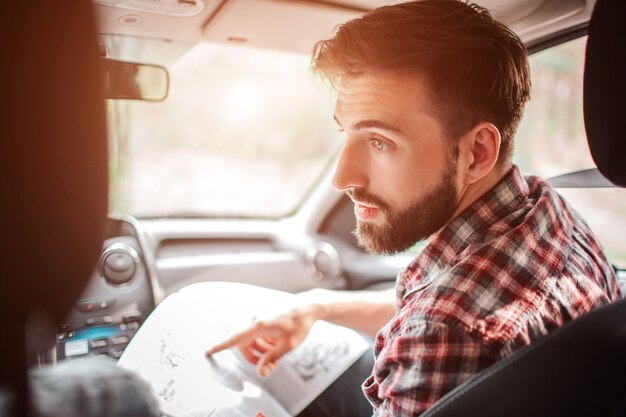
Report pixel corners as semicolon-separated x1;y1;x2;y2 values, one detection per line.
2;0;108;327
583;0;626;187
2;1;108;412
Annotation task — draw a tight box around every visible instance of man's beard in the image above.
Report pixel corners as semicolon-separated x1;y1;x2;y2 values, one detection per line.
349;164;459;255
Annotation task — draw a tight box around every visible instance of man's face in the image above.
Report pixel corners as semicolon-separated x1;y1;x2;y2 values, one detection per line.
333;73;461;254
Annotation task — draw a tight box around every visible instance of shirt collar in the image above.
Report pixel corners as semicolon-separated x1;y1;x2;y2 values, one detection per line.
397;165;529;299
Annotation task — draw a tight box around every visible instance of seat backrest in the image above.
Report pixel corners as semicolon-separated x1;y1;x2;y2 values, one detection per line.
421;0;626;416
0;1;108;415
422;298;626;417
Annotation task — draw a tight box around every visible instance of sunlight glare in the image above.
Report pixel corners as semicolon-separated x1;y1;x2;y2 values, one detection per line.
222;81;264;125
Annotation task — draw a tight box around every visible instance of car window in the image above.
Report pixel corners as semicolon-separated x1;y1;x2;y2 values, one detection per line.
106;35;341;219
514;36;626;268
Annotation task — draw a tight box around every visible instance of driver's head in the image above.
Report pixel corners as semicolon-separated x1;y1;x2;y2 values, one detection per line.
312;0;530;254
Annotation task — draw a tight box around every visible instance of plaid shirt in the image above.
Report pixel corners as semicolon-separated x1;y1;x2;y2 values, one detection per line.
362;165;621;416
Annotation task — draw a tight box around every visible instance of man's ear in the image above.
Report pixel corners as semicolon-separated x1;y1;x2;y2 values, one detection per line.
458;122;501;185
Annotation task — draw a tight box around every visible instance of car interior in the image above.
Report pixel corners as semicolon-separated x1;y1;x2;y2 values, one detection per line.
2;0;625;416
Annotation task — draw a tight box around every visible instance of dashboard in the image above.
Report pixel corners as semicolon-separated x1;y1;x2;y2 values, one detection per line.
50;204;402;364
52;208;626;365
54;215;157;363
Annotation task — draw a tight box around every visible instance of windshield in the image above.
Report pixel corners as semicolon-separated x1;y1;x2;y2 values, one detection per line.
104;35;341;218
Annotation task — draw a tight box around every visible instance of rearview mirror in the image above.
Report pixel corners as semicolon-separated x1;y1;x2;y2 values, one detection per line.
102;59;169;102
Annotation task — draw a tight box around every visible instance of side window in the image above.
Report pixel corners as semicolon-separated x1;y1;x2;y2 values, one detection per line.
514;36;626;268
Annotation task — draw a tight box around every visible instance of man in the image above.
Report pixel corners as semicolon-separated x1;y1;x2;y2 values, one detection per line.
207;1;622;415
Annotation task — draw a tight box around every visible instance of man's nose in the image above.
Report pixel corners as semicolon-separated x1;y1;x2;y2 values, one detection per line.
332;140;368;191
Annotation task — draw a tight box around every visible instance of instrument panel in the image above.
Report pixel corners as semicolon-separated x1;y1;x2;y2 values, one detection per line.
54;215;157;363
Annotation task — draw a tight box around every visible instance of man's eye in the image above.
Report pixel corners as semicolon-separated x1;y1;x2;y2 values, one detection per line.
370;138;390;151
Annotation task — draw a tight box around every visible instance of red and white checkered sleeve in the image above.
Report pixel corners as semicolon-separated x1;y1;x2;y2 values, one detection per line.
370;321;497;416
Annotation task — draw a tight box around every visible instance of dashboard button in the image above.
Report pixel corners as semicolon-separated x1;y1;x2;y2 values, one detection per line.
111;335;130;346
85;316;113;326
90;338;109;349
122;311;142;322
76;298;116;312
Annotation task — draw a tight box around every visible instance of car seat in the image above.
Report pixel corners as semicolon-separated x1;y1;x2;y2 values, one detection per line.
2;1;110;416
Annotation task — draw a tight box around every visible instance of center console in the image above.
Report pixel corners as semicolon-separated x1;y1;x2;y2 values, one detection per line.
53;215;159;363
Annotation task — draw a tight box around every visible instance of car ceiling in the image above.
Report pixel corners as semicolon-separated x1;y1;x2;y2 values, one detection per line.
95;0;595;53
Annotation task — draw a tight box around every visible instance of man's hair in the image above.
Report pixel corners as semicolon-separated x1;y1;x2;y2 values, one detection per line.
312;0;531;164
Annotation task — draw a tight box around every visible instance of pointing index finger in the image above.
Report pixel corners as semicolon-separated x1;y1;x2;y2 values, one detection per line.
205;330;252;356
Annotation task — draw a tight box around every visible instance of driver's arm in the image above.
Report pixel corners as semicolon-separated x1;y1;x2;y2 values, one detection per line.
206;287;395;376
297;287;396;336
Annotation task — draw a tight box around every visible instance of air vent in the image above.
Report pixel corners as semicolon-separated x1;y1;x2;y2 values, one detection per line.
304;241;341;282
95;0;205;17
99;242;140;286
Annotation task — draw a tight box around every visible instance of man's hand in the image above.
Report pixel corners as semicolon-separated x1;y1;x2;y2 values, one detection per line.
205;287;395;376
205;308;316;377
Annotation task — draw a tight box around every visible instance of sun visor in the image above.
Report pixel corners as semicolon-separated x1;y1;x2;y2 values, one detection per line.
201;0;360;54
